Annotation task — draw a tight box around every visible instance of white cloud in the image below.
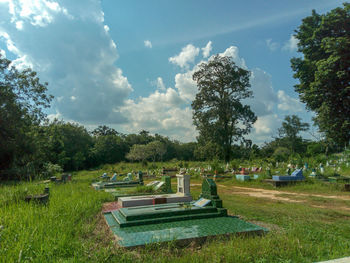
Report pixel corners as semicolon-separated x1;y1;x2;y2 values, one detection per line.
277;90;303;112
120;88;195;141
247;68;278;116
218;46;247;69
248;114;282;144
0;0;132;124
0;48;5;57
155;77;166;90
7;0;71;27
201;41;212;58
253;114;279;135
144;40;152;48
15;20;23;30
174;69;197;102
265;39;279;51
283;34;298;52
169;44;199;68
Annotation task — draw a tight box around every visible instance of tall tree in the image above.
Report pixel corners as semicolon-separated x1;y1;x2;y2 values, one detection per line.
45;120;93;171
192;55;256;162
91;125;118;137
0;55;52;178
146;140;166;162
278;115;309;153
291;4;350;147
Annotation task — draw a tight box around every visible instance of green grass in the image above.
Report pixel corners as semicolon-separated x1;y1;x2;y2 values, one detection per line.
1;166;350;262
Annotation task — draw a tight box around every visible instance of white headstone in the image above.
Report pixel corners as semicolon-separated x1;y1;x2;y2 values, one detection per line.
176;173;191;196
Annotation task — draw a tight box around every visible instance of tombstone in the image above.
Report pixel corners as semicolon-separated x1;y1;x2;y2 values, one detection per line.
110;173;117;181
146;181;160;187
176;173;191;197
138;171;144;185
291;169;303;178
304;163;308;170
199;178;223;208
123;173;133;181
162;175;172;193
286;168;291;175
154;181;165;191
118;174;192;208
310;168;317;177
320;164;325;174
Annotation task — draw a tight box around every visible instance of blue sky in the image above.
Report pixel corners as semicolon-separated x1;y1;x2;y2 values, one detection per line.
0;0;344;144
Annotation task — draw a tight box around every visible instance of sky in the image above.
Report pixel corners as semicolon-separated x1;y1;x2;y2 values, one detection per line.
0;0;345;145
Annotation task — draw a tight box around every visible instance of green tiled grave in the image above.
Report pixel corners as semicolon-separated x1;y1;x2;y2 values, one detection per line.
103;178;267;247
104;214;266;247
111;202;227;227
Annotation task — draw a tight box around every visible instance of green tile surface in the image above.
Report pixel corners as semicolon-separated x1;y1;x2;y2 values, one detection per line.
104;214;267;247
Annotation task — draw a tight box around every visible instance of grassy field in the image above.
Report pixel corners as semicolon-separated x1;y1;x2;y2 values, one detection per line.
1;162;350;262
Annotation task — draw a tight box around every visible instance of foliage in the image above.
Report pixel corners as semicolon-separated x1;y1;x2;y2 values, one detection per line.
91;125;118;136
44;120;93;171
291;3;350;147
126;140;167;163
0;55;52;179
147;140;166;162
278;115;309;153
194;141;221;160
272;147;291;162
192;55;257;162
91;134;127;165
41;162;63;178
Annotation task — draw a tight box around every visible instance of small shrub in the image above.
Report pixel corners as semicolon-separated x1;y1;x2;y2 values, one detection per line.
42;162;63;179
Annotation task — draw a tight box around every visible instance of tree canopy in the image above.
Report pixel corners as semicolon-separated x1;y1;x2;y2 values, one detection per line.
278;115;309;153
192;55;256;162
0;55;52;178
291;3;350;147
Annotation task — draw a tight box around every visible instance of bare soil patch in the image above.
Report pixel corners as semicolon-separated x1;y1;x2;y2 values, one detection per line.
217;185;350;212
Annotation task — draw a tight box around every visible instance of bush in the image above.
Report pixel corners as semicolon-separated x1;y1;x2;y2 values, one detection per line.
272;147;290;162
42;162;63;179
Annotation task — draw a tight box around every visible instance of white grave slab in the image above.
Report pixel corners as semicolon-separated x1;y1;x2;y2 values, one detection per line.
118;174;192;208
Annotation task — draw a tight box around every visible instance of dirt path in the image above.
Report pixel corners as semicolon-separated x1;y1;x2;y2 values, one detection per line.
190;183;350;212
220;185;350;212
220;185;350;201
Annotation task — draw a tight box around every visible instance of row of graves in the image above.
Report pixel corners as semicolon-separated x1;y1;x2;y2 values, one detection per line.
232;159;350;189
93;172;267;247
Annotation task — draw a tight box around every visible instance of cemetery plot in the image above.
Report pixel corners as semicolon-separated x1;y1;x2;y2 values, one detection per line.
264;169;305;187
106;176;173;200
91;172;144;190
103;178;267;247
117;174;192;207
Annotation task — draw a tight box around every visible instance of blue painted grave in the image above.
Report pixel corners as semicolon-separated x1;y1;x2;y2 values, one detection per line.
272;169;304;181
